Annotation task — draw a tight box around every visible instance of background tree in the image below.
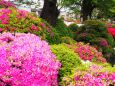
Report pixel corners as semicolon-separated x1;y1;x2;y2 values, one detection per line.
40;0;59;26
61;0;115;21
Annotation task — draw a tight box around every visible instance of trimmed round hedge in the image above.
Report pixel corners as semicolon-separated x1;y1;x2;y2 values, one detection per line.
0;32;61;86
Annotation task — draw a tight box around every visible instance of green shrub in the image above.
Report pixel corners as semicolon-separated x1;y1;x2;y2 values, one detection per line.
46;29;61;44
112;24;115;28
49;19;75;44
106;35;115;47
53;19;74;38
61;37;76;44
51;44;81;84
68;23;78;32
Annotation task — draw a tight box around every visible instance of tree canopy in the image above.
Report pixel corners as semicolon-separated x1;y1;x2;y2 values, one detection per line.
60;0;115;21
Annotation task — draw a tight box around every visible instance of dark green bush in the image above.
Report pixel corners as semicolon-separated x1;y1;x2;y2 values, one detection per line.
68;23;78;32
51;44;81;84
53;19;74;38
49;19;75;44
46;29;61;44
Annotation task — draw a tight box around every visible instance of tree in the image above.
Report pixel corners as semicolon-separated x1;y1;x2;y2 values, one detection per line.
61;0;115;21
40;0;59;26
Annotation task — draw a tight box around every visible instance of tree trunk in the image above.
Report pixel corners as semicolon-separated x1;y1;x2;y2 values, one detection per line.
81;0;95;22
40;0;59;26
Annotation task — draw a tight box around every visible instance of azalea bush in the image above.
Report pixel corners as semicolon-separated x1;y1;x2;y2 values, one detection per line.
0;32;61;86
75;42;106;62
61;64;115;86
108;27;115;38
74;71;115;86
0;0;15;8
0;8;54;42
76;20;115;60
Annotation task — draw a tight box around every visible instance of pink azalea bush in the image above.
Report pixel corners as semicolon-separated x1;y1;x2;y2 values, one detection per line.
0;0;15;8
74;64;115;86
75;42;106;62
99;38;108;47
0;8;54;41
74;72;115;86
61;64;115;86
0;32;61;86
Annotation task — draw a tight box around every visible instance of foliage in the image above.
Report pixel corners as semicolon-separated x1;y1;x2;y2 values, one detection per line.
68;23;78;32
60;0;115;20
61;36;76;44
46;28;61;44
53;19;74;38
0;0;15;8
51;44;81;85
48;19;75;44
112;24;115;28
0;32;61;86
76;20;115;60
0;8;54;42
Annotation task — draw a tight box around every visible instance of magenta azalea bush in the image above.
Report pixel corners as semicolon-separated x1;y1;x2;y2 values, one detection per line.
75;42;106;62
0;0;15;8
0;32;61;86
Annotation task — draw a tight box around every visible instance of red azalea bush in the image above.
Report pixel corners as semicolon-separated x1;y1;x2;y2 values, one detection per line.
0;0;15;8
108;27;115;38
0;32;61;86
75;42;106;62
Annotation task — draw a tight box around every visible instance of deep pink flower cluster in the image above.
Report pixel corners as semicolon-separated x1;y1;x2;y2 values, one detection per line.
0;0;15;8
0;32;61;86
17;10;28;18
75;42;106;62
74;65;115;86
0;9;11;25
99;39;108;47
